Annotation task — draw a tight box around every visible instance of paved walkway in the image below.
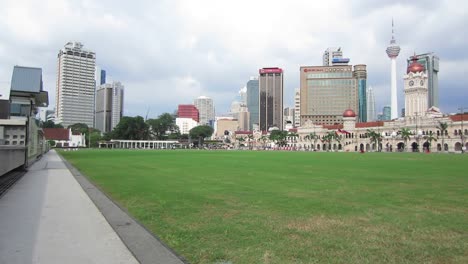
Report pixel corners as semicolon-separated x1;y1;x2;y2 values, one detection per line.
0;150;185;264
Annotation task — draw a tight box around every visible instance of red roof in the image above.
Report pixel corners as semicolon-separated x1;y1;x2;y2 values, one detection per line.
288;128;298;132
449;114;468;122
43;128;69;140
356;121;385;128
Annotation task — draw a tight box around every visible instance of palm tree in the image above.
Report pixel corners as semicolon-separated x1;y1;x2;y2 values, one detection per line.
399;128;412;152
236;137;245;149
367;129;383;152
437;121;448;152
423;131;437;152
305;132;318;150
260;135;269;149
288;132;299;148
323;131;336;151
247;134;254;150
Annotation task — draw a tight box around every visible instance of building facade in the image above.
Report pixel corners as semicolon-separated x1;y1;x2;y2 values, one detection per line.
178;104;199;122
246;77;259;130
366;86;376;122
55;42;96;127
259;67;283;131
95;82;124;133
294;89;301;127
194;96;215;126
176;117;199;135
354;65;367;122
300;64;363;125
406;52;439;107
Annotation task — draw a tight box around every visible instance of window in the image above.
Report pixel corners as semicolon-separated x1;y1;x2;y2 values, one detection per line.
10;103;31;117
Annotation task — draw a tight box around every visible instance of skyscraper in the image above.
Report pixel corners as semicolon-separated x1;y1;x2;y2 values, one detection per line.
386;20;401;120
246;77;259;130
354;64;367;122
382;106;391;121
259;67;283;131
294;89;300;127
406;53;439;107
194;96;215;126
95;81;124;133
95;66;106;87
300;50;366;125
366;86;376;122
56;42;96;127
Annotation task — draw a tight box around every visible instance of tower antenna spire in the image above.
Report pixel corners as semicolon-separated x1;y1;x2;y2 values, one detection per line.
391;18;396;43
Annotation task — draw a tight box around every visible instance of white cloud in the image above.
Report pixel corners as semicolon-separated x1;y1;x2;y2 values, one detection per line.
0;0;467;118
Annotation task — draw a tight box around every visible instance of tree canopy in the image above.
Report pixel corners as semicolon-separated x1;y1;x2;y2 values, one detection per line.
146;113;178;140
42;120;63;128
189;125;214;147
111;116;149;140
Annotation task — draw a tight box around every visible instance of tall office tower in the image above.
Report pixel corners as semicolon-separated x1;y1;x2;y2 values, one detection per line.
386;20;401;119
404;56;428;117
283;107;295;128
323;47;350;66
406;52;439;107
366;86;376;121
95;66;106;87
294;88;301;127
95;81;124;133
237;105;250;131
178;104;199;122
194;96;215;126
259;67;283;131
354;65;367;122
56;42;96;127
246;77;259;130
300;54;366;125
382;106;391;120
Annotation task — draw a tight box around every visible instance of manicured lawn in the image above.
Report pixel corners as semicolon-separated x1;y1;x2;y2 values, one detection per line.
60;149;468;264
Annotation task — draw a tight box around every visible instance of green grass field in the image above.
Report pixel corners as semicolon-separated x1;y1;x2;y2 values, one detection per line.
59;149;468;264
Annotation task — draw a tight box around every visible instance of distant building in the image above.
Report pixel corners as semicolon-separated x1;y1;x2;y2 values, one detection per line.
194;96;215;126
283;107;295;129
95;82;124;133
300;52;366;125
43;128;86;147
239;86;247;105
382;106;391;120
95;66;106;87
176;117;198;135
323;47;350;66
178;104;199;122
366;86;376;121
215;118;238;139
55;42;96;127
259;67;283;131
246;77;259;130
294;89;300;127
406;52;439;107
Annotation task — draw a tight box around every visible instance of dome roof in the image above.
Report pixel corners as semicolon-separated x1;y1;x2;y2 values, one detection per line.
343;109;356;117
407;56;425;73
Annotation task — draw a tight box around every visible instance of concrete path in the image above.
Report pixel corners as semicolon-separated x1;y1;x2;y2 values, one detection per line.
0;150;185;264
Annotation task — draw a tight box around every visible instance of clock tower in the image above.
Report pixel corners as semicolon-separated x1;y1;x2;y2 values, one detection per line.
404;56;428;118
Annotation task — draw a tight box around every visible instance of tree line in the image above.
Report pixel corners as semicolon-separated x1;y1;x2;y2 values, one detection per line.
42;112;214;147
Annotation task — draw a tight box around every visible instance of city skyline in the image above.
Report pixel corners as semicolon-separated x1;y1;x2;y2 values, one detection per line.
0;1;467;119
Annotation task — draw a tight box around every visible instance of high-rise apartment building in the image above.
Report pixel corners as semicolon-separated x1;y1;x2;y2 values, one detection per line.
95;81;124;133
406;52;439;107
178;104;199;122
366;86;376;122
259;67;283;131
300;58;366;125
294;89;300;127
246;77;259;130
194;96;215;126
56;42;96;127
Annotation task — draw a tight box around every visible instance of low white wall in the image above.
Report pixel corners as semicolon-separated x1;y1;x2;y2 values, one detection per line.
0;146;26;176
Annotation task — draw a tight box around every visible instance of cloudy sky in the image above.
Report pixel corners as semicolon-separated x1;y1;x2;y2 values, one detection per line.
1;0;467;118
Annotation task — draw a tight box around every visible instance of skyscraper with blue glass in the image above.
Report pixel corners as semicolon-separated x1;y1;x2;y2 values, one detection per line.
246;77;259;130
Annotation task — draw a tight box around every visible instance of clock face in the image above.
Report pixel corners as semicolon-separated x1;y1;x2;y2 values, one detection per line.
420;80;424;86
409;80;414;86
